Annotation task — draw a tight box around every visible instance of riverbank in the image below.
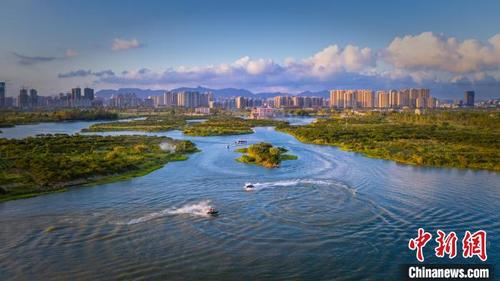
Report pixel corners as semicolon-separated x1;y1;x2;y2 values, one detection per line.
82;116;188;132
183;117;288;136
0;134;198;202
277;111;500;172
0;110;118;128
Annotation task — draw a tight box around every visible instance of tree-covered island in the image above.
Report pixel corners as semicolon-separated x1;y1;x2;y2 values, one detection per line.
82;116;188;132
235;142;298;168
0;134;198;202
183;117;288;136
83;116;288;136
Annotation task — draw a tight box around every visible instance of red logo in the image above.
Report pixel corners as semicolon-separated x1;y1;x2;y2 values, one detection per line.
462;230;487;261
408;228;433;262
409;229;487;262
435;230;458;259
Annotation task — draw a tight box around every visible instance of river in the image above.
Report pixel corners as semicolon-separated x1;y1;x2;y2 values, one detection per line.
0;119;499;280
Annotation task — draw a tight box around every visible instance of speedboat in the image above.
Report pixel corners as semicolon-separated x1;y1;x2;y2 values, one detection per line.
207;207;219;216
244;183;255;190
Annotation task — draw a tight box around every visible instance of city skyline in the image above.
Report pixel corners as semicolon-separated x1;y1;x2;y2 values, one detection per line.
1;0;500;99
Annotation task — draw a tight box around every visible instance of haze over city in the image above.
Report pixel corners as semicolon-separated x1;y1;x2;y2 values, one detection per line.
1;0;499;99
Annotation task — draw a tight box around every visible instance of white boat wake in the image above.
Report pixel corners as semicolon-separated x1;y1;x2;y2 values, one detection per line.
124;200;213;225
245;179;357;195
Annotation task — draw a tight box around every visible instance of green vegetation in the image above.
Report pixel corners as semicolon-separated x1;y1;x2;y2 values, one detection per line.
0;110;118;128
0;134;198;202
235;142;297;168
183;117;288;136
82;116;188;132
277;110;500;171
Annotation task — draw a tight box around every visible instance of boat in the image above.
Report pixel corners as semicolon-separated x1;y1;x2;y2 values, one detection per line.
244;183;255;190
235;140;247;145
207;207;219;215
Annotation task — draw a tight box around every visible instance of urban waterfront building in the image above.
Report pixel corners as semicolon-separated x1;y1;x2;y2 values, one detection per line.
372;88;433;109
330;89;374;108
0;82;5;108
250;107;279;119
29;89;38;108
71;87;82;100
109;93;142;108
18;88;29;109
84;88;95;100
464;91;475;106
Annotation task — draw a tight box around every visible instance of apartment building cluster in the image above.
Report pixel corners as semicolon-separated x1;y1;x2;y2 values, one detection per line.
272;96;325;109
330;88;438;109
3;86;98;109
148;91;214;108
235;96;263;109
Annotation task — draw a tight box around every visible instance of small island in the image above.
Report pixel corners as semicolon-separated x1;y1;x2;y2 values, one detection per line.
0;134;198;202
82;116;188;132
235;142;297;168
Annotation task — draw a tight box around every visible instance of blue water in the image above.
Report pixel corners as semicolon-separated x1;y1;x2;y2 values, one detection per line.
0;120;499;280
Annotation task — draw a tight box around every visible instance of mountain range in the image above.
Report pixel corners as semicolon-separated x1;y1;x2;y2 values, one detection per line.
95;87;329;100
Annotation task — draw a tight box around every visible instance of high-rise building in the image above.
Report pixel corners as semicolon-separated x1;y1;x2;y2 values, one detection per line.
18;88;29;108
84;88;94;100
175;91;209;108
291;96;304;108
0;82;5;108
377;91;390;108
464;91;475;107
330;89;372;108
71;87;82;100
164;91;177;107
29;89;38;107
274;96;292;108
397;89;410;107
235;96;247;109
357;90;374;108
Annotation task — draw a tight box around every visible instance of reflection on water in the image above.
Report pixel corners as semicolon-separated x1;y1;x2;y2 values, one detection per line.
0;120;499;280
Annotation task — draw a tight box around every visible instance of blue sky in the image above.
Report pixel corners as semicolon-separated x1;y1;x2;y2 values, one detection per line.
1;0;499;98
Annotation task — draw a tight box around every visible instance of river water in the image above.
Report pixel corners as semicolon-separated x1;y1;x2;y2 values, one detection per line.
0;119;499;280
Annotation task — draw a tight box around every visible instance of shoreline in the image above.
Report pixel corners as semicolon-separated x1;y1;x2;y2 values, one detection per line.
277;128;499;173
0;154;191;203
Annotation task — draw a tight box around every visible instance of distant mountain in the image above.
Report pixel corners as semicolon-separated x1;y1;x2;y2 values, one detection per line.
297;90;329;98
213;88;254;98
170;86;213;93
96;87;329;100
254;92;292;99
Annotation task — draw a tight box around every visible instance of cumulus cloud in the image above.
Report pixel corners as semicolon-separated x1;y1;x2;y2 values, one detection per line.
59;33;500;95
384;32;500;73
305;44;375;78
111;38;142;51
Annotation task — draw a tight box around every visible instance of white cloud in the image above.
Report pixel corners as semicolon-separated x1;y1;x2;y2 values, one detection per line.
111;38;142;51
59;32;499;96
384;32;500;73
305;44;375;78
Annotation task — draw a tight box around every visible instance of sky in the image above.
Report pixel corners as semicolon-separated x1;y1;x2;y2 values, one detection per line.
1;0;499;99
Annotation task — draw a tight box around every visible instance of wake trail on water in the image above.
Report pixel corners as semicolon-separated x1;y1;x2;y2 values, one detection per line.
123;200;213;225
247;179;357;195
